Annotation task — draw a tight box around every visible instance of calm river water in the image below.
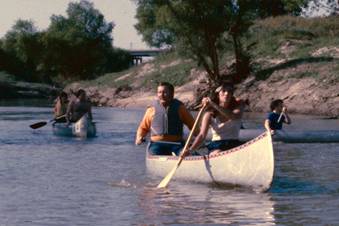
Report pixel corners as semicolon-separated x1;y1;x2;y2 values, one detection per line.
0;105;338;225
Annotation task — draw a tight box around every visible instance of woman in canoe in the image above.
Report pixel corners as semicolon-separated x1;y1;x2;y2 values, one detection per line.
66;89;93;123
53;91;69;123
188;83;246;155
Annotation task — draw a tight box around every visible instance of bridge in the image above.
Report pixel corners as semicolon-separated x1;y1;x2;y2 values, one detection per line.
128;49;166;65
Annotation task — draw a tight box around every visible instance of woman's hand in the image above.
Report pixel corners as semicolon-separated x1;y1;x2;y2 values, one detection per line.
201;97;211;107
180;149;191;158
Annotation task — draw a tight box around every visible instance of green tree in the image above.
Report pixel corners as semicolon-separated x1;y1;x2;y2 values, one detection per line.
256;0;308;17
1;19;43;81
135;0;310;86
41;0;115;80
135;0;258;86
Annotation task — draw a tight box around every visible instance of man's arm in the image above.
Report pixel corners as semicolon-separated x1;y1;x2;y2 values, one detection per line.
54;100;61;117
282;107;291;124
265;114;276;135
87;104;93;121
66;101;74;123
135;107;153;145
178;105;199;136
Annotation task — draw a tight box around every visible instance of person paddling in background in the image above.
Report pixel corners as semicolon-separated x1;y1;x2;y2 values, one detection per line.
135;82;197;156
66;89;93;123
53;91;69;123
264;99;291;135
188;83;246;156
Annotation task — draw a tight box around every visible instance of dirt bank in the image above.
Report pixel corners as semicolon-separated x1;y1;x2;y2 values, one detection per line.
65;42;339;118
66;66;338;118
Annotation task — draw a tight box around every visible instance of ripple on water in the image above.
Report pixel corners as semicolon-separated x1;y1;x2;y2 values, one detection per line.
0;107;339;225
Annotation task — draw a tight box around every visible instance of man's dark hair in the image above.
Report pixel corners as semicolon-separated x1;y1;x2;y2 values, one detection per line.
59;91;68;98
158;82;174;95
76;89;86;97
270;99;283;111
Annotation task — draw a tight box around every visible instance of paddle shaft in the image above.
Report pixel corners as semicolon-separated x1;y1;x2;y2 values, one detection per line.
157;105;206;188
29;114;67;129
277;112;284;123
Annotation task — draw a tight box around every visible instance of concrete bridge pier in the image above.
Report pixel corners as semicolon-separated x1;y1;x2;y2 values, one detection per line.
132;56;143;65
128;49;165;66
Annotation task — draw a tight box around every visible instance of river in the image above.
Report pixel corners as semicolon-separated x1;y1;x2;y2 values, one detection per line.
0;105;338;225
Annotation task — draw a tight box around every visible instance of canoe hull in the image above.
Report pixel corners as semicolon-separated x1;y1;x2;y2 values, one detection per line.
239;129;339;143
146;132;274;191
52;115;96;138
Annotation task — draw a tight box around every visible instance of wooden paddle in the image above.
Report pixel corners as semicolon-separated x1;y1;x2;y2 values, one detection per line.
29;114;66;129
157;105;206;188
277;107;286;123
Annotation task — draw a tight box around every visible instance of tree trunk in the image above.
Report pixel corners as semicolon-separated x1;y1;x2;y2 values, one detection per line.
232;34;250;83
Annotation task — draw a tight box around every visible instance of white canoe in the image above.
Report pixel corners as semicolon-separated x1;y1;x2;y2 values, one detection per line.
52;114;96;138
146;132;274;191
239;129;339;143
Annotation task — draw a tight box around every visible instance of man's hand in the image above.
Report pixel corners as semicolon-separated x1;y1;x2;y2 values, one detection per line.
282;106;287;113
135;137;145;145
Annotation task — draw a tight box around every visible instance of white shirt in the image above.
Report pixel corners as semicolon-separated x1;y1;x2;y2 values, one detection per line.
210;116;242;140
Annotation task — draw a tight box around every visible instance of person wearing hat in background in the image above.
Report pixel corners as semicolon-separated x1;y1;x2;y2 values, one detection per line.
188;82;246;155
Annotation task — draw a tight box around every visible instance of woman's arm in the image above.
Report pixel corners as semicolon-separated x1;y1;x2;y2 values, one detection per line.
189;112;212;151
208;100;244;120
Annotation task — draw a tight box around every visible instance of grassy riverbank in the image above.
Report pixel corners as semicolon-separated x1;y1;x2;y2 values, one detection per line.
2;16;338;116
64;16;339;117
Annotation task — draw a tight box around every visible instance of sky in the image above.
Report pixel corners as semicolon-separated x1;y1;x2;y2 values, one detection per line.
0;0;148;50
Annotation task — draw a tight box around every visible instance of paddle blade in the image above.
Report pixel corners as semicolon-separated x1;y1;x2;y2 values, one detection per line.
156;105;207;189
29;121;47;129
157;163;180;188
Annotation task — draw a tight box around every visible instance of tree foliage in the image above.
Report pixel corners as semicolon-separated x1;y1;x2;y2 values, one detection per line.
0;0;132;83
0;19;43;81
41;0;115;80
135;0;310;86
256;0;308;17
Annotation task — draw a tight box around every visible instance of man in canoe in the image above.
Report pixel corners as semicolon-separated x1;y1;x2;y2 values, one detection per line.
135;82;197;156
188;83;246;155
66;89;93;123
264;99;291;135
53;91;69;123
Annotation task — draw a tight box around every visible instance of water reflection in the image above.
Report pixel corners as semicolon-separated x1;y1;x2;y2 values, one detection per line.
137;183;276;225
1;106;339;225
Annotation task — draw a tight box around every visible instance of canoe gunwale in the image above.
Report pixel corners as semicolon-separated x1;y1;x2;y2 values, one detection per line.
52;114;96;138
146;132;274;191
147;132;268;161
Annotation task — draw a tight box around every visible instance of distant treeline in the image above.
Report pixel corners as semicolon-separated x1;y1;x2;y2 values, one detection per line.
0;0;132;84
